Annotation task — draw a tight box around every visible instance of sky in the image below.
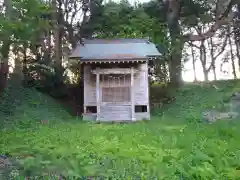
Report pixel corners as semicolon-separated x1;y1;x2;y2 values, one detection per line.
183;57;239;82
182;32;240;82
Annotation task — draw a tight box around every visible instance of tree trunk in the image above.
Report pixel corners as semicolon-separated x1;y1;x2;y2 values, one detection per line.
22;43;28;86
212;64;217;80
168;42;184;87
0;42;10;95
235;40;240;70
199;40;208;81
13;54;22;76
190;45;197;82
208;37;217;80
0;0;12;95
233;2;240;70
234;28;240;71
163;62;168;83
203;68;209;82
166;0;183;87
44;30;52;64
228;33;237;79
52;0;62;70
168;26;184;87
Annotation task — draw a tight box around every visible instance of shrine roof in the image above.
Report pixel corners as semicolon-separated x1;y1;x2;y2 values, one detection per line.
69;38;162;61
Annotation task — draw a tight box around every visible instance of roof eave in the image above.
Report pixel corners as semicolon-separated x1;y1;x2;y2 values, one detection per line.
69;54;161;60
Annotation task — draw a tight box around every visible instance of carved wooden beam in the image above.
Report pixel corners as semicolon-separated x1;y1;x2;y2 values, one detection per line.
91;68;138;75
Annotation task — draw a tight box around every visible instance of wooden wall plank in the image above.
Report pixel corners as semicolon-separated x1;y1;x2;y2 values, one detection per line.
96;68;100;120
84;61;150;121
134;63;148;105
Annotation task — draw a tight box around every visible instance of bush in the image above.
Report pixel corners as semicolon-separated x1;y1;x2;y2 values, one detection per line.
150;83;175;103
25;63;68;98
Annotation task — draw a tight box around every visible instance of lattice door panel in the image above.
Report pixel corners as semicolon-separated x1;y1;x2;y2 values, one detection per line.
100;74;131;87
102;87;130;103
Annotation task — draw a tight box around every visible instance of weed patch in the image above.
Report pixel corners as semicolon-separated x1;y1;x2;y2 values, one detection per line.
1;80;240;178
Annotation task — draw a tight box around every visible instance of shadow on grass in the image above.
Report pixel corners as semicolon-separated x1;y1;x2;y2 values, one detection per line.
0;76;77;129
0;75;26;123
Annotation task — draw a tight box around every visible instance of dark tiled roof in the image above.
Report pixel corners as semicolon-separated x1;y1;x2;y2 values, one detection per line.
69;38;161;60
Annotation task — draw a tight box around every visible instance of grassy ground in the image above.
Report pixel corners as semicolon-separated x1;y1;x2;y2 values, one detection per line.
1;80;240;179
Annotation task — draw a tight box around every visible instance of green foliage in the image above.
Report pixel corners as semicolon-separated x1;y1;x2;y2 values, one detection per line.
1;80;240;178
1;117;240;178
180;0;213;26
0;77;70;126
150;83;174;103
158;80;240;121
93;1;169;49
91;0;169;83
143;0;214;30
0;0;50;43
26;62;67;98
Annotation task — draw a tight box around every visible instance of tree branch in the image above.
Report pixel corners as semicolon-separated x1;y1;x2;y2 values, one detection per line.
214;34;228;59
187;41;200;49
206;33;228;72
185;0;236;41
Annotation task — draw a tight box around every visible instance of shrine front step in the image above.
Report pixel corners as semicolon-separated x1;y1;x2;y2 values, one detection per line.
98;104;132;121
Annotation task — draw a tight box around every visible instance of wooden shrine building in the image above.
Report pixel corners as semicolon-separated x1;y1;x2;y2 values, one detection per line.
69;38;161;121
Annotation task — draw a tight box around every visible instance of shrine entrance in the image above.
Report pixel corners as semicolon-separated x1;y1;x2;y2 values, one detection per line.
101;74;131;104
92;67;137;121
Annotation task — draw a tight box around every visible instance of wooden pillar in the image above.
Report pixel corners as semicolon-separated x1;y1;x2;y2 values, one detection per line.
146;63;150;119
96;70;100;121
131;67;135;121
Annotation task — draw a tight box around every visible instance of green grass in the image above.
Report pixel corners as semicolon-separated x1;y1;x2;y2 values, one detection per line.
1;80;240;179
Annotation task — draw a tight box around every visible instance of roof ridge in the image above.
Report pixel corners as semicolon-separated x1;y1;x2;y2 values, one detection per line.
81;38;150;44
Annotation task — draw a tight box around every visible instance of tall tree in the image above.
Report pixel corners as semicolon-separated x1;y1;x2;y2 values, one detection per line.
0;0;12;93
199;39;209;81
207;32;228;80
190;45;197;82
162;0;237;87
233;3;240;70
228;26;237;79
52;0;62;71
208;38;217;80
189;27;211;82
